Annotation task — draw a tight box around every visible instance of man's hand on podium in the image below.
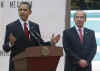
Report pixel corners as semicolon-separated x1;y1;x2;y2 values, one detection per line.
51;34;60;45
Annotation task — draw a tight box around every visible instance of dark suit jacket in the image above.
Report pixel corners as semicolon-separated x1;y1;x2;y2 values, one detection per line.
3;19;51;71
63;27;97;71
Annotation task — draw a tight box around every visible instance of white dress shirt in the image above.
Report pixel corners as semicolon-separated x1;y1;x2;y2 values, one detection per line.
75;25;84;37
19;18;30;31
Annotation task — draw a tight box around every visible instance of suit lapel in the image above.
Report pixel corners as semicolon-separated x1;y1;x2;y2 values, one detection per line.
83;28;88;45
29;21;36;40
72;27;81;43
16;19;25;38
29;21;33;32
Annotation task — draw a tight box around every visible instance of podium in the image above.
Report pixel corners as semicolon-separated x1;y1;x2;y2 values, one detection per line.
13;46;63;71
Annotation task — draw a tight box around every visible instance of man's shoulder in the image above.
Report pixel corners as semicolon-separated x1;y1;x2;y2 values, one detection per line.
29;21;39;27
63;27;75;33
7;19;19;27
84;27;94;33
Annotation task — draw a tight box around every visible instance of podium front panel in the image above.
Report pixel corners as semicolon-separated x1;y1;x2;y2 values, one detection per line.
27;56;60;71
14;59;27;71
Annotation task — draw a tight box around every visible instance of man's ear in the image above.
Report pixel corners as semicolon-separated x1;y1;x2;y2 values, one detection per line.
29;10;32;15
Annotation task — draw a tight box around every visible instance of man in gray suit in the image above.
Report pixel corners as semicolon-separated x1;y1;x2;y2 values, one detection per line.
63;10;97;71
3;2;60;71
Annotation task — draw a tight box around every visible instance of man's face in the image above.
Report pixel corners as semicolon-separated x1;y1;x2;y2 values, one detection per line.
74;11;86;28
18;4;31;21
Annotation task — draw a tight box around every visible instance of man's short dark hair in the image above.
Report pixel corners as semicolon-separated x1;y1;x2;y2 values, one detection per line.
18;2;32;11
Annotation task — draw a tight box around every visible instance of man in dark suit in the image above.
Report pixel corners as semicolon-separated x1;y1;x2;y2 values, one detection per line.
3;2;60;71
63;10;97;71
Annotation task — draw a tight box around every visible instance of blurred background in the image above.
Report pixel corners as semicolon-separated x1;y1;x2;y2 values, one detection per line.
71;0;100;10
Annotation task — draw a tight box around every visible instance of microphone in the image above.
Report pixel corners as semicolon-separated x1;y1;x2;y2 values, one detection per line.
30;26;43;41
33;31;43;41
29;30;39;40
29;30;43;46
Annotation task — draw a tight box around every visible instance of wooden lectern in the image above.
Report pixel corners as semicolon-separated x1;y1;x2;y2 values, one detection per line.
13;46;63;71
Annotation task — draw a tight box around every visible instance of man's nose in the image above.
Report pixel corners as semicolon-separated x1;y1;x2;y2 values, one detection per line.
21;10;25;13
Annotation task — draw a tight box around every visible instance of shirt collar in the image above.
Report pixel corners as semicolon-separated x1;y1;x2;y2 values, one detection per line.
19;18;30;31
19;18;29;24
75;24;84;32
